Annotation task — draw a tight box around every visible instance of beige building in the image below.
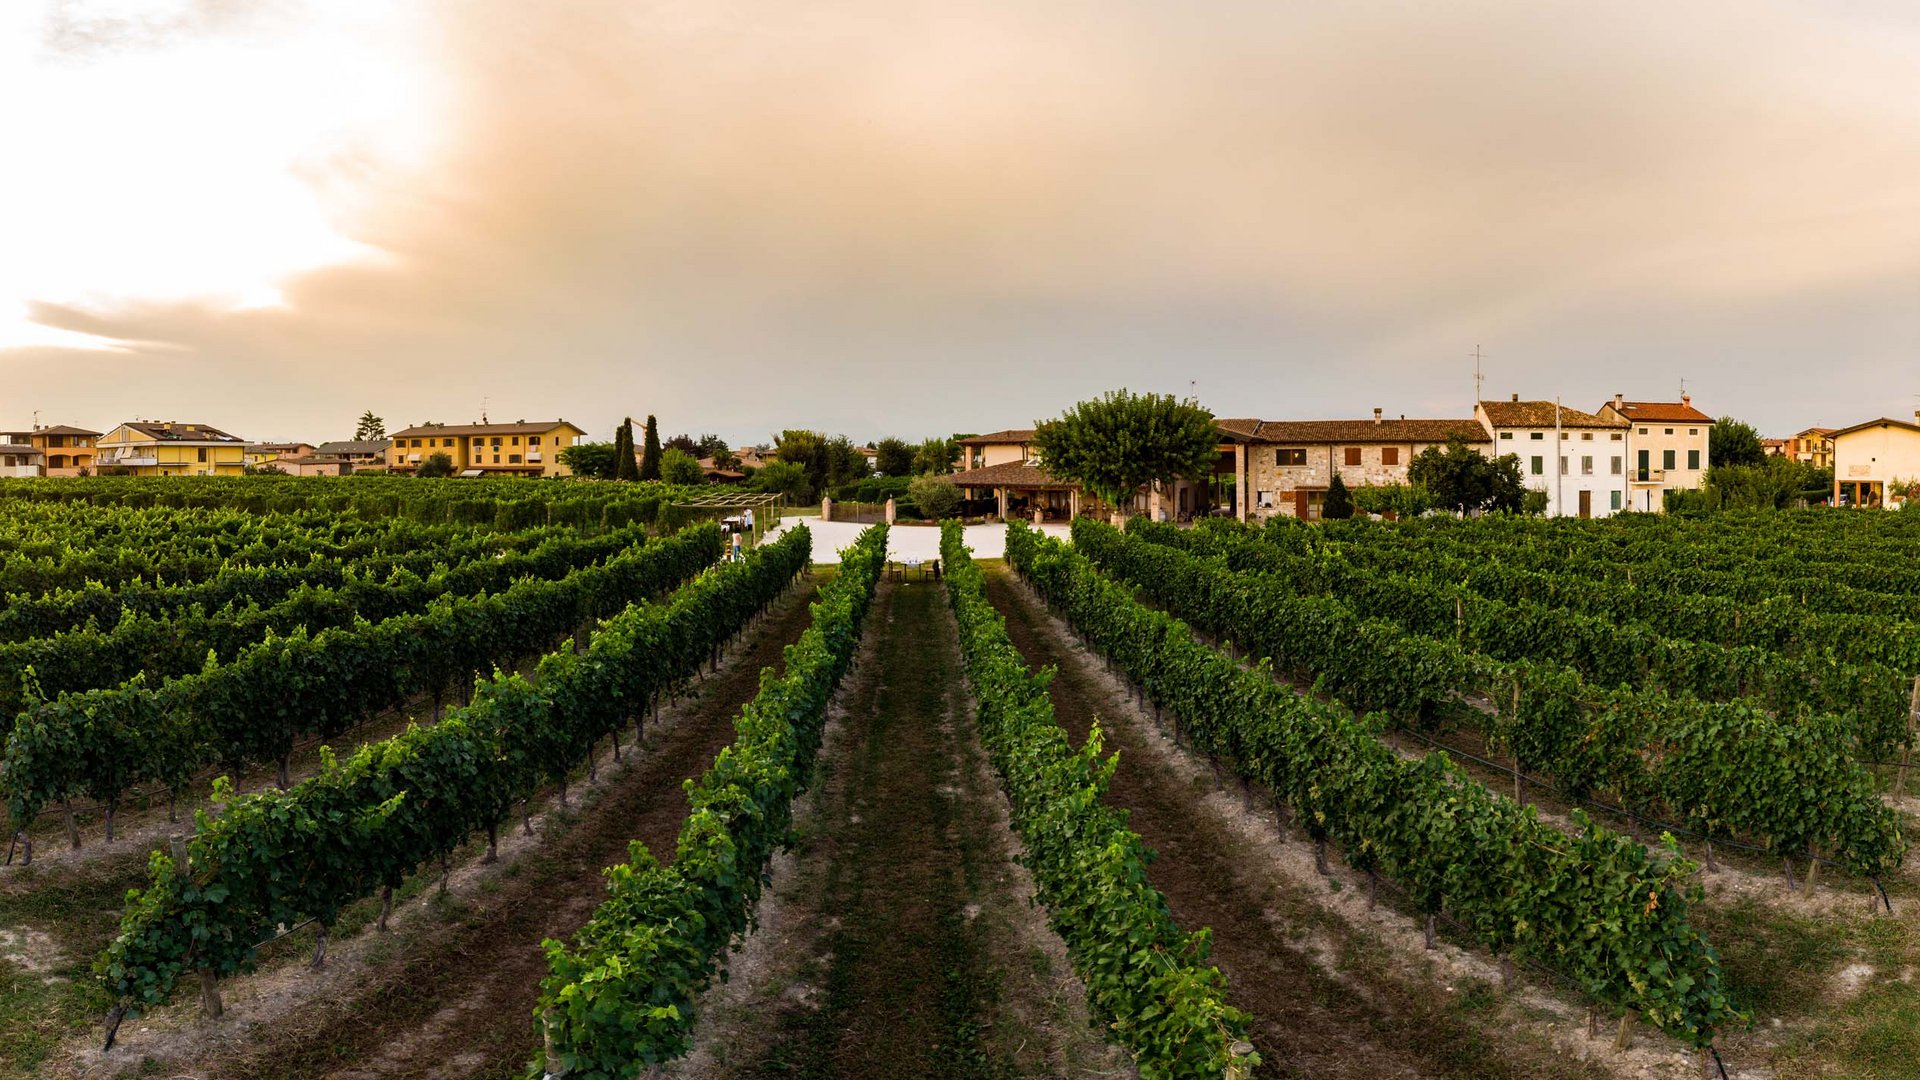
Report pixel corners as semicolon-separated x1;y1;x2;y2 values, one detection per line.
97;421;247;476
1221;412;1487;520
1595;394;1712;512
1831;413;1920;508
244;442;317;468
0;432;43;477
387;420;586;477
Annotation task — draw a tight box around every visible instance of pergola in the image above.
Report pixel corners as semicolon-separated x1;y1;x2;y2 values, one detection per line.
670;491;786;549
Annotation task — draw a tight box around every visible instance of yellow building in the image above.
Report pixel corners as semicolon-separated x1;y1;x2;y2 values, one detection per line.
243;442;316;468
29;425;102;475
97;421;247;476
387;420;587;477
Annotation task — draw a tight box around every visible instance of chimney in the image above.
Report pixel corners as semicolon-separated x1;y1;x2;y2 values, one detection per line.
1681;392;1691;407
1613;393;1623;410
1373;408;1383;424
1510;393;1519;403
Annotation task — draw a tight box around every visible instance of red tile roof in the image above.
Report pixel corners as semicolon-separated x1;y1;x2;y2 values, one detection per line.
390;420;584;438
116;421;244;443
1219;418;1487;444
1479;400;1625;430
957;429;1036;446
32;424;101;436
1600;400;1713;424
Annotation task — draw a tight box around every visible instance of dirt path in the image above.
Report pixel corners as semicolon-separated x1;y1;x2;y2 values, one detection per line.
684;580;1130;1080
982;564;1609;1080
142;574;827;1080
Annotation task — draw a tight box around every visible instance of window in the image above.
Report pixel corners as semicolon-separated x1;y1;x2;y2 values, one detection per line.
1530;455;1544;475
1664;428;1674;435
1381;447;1399;466
1276;448;1306;466
1610;433;1623;441
1499;431;1513;440
1560;456;1569;475
473;438;484;448
1639;428;1648;435
1581;432;1593;441
529;436;541;446
1530;431;1544;440
1611;490;1621;510
492;454;500;463
511;437;520;446
1611;456;1622;474
1688;449;1700;470
412;438;423;448
1581;455;1593;475
491;437;502;448
1344;447;1362;466
1689;428;1699;436
1561;432;1570;440
509;454;523;464
1663;449;1676;470
197;448;207;463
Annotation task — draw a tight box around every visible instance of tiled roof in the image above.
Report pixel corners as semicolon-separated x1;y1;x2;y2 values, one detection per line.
1830;416;1920;438
246;442;311;453
1796;426;1835;438
1479;400;1625;430
33;425;101;436
117;421;244;442
944;461;1079;490
1602;400;1712;424
1225;418;1488;444
390;420;584;438
315;440;393;456
957;429;1036;446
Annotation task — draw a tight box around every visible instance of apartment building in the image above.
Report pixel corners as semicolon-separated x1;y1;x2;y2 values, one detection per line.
30;425;101;475
96;421;246;476
387;420;587;477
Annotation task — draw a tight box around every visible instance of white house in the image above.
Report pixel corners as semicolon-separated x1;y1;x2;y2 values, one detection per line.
1476;396;1630;518
1831;412;1920;508
1594;394;1713;512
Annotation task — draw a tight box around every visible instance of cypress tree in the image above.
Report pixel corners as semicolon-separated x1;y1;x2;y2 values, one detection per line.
614;418;640;481
639;415;663;481
1323;472;1355;520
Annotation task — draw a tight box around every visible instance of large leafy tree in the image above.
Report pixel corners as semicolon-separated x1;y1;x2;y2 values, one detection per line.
908;474;961;518
750;460;811;502
773;430;867;499
415;452;455;478
912;436;958;475
874;437;915;478
1709;417;1765;469
660;448;706;486
1031;390;1219;510
639;415;663;481
354;411;386;441
559;442;618;480
1407;436;1526;514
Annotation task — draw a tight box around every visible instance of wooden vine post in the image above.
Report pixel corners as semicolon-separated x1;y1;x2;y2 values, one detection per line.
1613;1008;1637;1052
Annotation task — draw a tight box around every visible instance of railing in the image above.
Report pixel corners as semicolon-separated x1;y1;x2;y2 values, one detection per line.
1632;468;1666;483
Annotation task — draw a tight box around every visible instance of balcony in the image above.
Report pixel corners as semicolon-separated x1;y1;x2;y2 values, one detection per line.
1631;468;1666;484
100;454;159;467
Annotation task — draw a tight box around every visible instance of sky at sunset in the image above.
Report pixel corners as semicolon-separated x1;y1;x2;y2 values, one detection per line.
3;0;1918;445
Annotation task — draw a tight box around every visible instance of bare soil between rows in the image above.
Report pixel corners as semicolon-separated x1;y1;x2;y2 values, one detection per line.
125;573;827;1080
687;580;1127;1080
981;564;1610;1080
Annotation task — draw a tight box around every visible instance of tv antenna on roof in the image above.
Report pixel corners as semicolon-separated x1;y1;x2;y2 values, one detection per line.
1472;345;1485;403
480;396;490;425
